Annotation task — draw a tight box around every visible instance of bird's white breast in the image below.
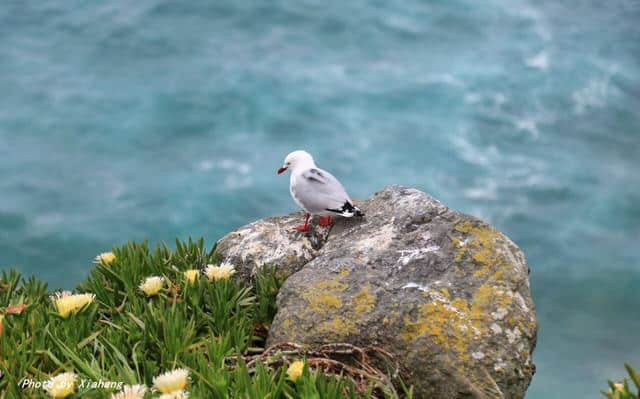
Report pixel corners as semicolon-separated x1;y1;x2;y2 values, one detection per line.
289;173;307;211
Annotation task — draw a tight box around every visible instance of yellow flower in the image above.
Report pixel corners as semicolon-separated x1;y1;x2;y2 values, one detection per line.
287;360;304;381
613;383;624;392
44;372;76;398
204;262;236;281
158;391;189;399
183;269;199;284
111;384;147;399
153;368;189;394
95;252;116;265
139;276;164;297
52;293;95;318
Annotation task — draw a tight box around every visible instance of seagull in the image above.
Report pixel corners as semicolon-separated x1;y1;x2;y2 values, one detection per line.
277;150;364;232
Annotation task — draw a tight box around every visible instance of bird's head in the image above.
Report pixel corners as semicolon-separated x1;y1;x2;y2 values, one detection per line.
277;150;315;174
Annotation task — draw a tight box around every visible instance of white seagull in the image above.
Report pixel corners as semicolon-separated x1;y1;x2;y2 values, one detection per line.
277;150;364;232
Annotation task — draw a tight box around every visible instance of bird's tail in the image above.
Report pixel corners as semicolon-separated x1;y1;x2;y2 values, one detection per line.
353;206;364;217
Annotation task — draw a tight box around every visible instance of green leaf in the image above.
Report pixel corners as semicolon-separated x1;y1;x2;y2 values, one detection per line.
77;330;102;349
625;363;640;391
48;329;102;381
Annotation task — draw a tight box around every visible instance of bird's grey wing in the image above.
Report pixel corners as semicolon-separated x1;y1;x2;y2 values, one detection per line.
293;168;351;213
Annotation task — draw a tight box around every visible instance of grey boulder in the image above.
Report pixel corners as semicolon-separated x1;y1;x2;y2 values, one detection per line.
218;185;537;399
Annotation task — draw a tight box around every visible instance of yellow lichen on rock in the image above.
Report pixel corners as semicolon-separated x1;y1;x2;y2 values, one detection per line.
302;269;350;313
313;279;348;291
470;283;515;340
307;293;342;313
471;284;509;321
452;221;508;278
451;297;469;312
401;288;515;397
294;269;380;340
314;317;359;339
282;319;291;331
402;282;518;362
353;284;376;315
401;294;475;364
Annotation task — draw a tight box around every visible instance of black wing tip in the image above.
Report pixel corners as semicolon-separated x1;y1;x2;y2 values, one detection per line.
326;201;365;217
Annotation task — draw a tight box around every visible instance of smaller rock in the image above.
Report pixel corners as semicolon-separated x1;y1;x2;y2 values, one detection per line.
216;213;330;283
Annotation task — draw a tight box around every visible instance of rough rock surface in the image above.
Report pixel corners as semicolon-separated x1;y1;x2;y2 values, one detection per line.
216;213;331;283
217;186;537;399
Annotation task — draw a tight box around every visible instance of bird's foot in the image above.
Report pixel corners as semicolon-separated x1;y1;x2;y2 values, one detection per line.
293;213;311;232
293;224;310;232
318;216;333;227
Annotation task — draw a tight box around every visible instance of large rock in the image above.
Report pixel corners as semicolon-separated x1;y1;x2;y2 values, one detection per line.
218;186;537;399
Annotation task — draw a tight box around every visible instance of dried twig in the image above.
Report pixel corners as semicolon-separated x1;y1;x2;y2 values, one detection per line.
225;341;403;398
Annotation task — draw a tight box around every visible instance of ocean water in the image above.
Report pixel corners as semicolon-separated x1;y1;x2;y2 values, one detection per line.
1;0;639;397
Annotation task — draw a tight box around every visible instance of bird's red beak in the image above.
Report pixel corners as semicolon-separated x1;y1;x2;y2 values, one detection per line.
277;166;287;175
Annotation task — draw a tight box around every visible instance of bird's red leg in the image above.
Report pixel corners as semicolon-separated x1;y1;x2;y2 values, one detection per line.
293;213;310;232
318;215;333;227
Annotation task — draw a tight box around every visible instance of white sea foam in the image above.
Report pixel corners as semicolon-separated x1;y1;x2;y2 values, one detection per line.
572;73;614;114
501;3;552;41
198;159;251;175
218;159;251;175
198;160;214;171
525;51;549;70
418;74;465;87
464;179;498;200
494;92;508;106
515;118;540;138
197;158;253;190
464;92;482;104
32;212;65;229
450;135;500;167
223;176;252;190
463;91;508;107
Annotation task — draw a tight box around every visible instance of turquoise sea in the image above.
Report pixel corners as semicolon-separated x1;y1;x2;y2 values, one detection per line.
1;1;639;397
